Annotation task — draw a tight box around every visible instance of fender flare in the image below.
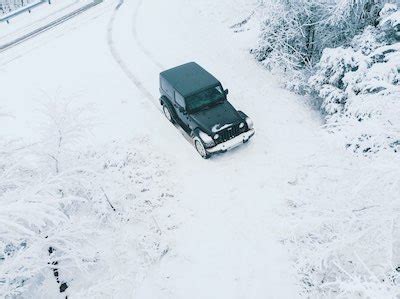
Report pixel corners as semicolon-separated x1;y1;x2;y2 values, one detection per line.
237;110;248;120
191;127;201;139
191;128;215;148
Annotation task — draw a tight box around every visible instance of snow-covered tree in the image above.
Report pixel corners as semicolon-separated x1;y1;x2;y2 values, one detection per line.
253;0;393;91
34;94;96;175
310;3;400;153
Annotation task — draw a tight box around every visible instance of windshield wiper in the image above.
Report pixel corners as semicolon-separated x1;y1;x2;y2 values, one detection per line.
207;99;224;108
199;104;212;111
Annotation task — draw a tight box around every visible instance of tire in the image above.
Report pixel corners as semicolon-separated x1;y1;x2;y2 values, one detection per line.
163;104;174;124
194;139;210;159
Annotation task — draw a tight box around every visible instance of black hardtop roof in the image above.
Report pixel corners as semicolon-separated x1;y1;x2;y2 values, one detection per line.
160;62;220;97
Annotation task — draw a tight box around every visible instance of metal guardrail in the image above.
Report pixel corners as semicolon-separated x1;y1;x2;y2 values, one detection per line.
0;0;50;23
0;0;103;53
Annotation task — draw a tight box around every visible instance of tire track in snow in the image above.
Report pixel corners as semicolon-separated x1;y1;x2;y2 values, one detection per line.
106;0;161;110
107;0;195;145
131;0;165;71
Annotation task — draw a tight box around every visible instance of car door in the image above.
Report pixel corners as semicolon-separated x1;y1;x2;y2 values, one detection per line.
174;91;191;133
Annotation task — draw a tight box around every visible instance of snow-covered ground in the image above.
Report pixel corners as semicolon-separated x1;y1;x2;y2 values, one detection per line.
1;0;398;297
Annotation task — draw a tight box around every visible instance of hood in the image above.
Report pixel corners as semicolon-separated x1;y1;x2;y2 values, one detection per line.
190;101;242;135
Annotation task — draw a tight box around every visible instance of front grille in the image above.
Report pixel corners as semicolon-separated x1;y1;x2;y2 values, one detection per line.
218;124;240;143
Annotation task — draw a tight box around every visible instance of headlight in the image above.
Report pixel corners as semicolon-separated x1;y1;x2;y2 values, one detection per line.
245;117;253;129
199;130;214;146
239;122;245;129
213;134;219;140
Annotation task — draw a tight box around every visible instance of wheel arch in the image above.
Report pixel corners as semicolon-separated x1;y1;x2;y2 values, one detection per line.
193;137;210;159
191;127;202;138
160;96;177;120
160;95;171;106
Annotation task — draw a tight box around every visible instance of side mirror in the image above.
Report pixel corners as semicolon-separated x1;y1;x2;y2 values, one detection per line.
224;89;229;95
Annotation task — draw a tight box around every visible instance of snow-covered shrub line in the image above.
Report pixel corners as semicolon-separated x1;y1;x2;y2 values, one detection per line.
252;2;400;296
309;3;400;154
0;98;175;297
254;2;399;153
253;0;393;92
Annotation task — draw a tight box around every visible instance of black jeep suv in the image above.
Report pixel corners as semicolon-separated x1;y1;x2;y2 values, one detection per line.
159;62;254;159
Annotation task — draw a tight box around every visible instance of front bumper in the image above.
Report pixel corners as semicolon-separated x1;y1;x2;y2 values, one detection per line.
206;129;255;154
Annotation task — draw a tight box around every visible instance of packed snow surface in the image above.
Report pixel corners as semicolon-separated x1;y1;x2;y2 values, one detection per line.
1;0;398;298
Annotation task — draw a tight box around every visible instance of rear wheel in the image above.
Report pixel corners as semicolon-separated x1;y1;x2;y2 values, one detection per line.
195;139;210;159
163;105;174;123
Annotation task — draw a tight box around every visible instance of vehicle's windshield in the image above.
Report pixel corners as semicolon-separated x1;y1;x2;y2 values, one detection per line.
186;86;225;113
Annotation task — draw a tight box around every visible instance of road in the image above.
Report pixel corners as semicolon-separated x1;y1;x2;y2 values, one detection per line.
0;0;102;53
107;0;328;298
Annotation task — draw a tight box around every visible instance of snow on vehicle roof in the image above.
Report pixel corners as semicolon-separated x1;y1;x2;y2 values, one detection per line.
160;62;220;97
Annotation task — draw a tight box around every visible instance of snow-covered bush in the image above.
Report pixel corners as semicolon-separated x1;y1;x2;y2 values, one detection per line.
310;3;400;153
0;99;175;297
253;3;400;296
280;6;400;295
253;0;391;91
254;0;324;69
285;151;400;297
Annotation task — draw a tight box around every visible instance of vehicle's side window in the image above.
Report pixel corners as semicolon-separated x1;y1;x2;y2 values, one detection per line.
175;91;185;108
161;78;174;99
160;78;166;91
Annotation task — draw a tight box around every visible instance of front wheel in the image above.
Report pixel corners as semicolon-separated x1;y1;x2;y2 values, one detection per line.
194;139;210;159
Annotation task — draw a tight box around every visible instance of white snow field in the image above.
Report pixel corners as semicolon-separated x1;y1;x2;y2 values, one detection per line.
2;0;399;298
